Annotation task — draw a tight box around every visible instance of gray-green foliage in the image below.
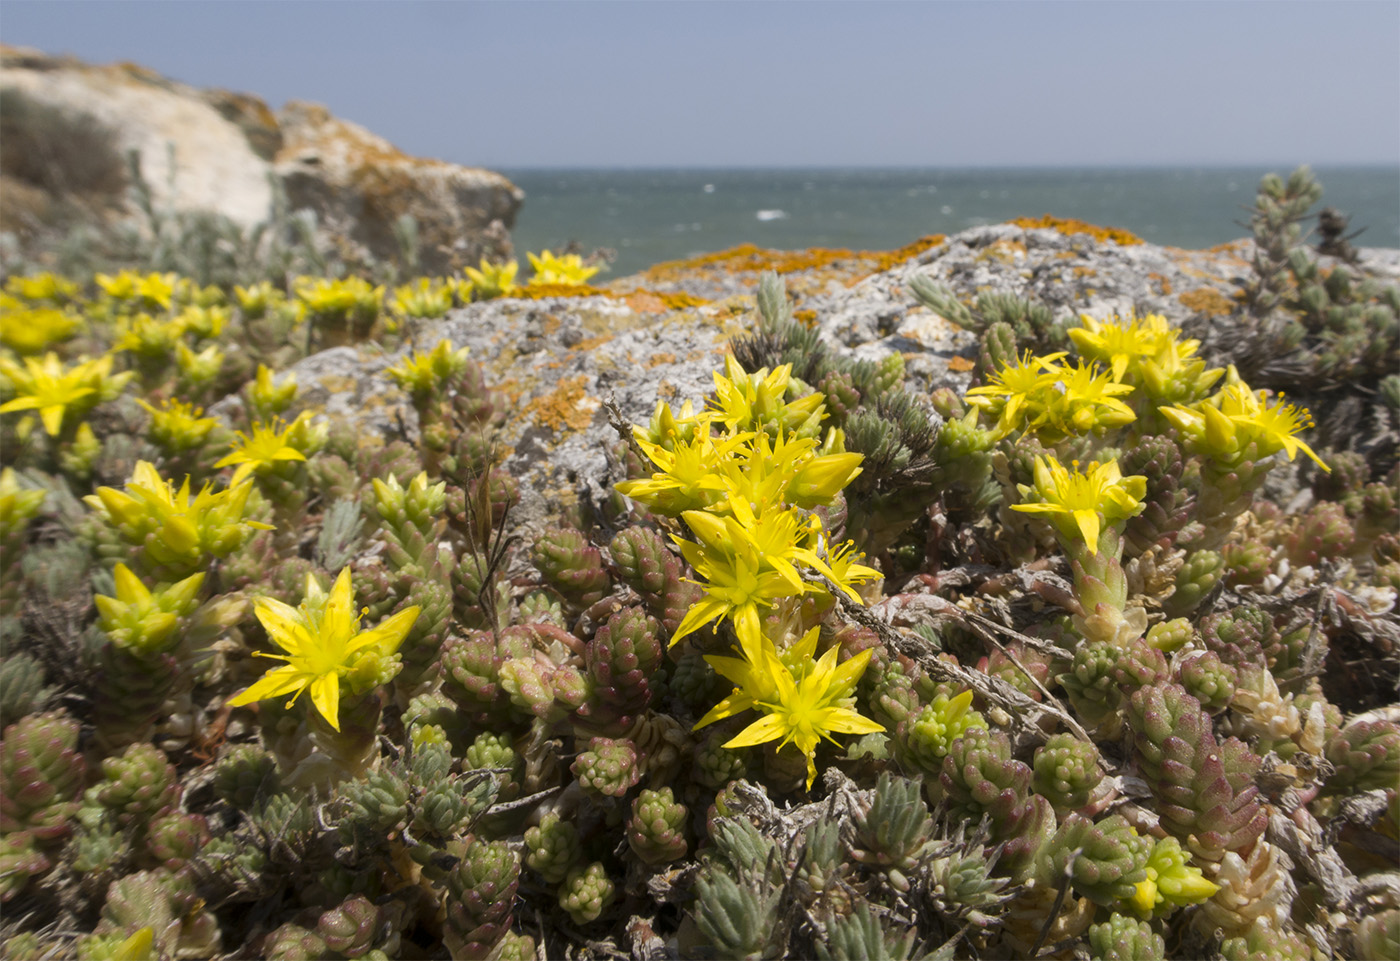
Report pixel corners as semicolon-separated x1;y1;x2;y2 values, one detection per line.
314;499;365;572
908;274;1064;351
816;903;924;961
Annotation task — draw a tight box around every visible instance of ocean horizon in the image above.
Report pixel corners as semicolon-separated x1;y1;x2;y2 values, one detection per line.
501;165;1400;280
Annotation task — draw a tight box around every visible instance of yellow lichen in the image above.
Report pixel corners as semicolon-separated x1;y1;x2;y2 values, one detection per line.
527;375;597;433
1177;287;1236;317
1010;215;1143;246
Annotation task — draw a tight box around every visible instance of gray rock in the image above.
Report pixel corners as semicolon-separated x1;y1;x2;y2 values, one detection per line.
270;223;1392;536
0;46;522;273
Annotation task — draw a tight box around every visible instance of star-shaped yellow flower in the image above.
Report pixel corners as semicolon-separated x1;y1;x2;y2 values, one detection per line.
720;627;882;790
228;567;419;731
1012;456;1147;554
215;413;315;486
0;352;130;436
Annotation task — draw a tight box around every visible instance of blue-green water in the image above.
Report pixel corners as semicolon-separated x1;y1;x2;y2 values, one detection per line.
501;167;1399;280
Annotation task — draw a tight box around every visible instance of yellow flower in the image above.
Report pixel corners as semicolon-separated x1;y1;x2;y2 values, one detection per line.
4;272;78;304
295;276;383;321
526;250;600;287
1160;374;1328;472
390;278;453;320
0;352;131;437
175;342;225;389
709;354;824;437
386;339;470;401
139;398;218;453
112;312;185;359
215;413;316;486
965;351;1066;438
1012;456;1147;554
228;567;419;731
615;417;745;517
462;258;519;299
175;304;229;340
693;618;798;731
670;529;807;645
247;364;297;418
722;632;882;789
94;563;205;655
0;306;81;355
86;461;272;576
1051;359;1137;434
1069;312;1173;383
234;281;281;319
0;467;46;537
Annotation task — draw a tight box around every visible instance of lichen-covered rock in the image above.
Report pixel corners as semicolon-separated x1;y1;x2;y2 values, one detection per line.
274;100;521;274
0;46;520;274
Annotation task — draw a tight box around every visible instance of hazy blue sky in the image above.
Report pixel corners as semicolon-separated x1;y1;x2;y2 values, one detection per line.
3;1;1397;169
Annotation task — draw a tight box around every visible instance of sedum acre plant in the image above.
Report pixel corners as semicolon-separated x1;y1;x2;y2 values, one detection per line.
0;167;1392;961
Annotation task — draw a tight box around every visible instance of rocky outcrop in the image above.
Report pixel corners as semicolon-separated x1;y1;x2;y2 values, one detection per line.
0;46;522;272
274;101;521;274
264;221;1398;532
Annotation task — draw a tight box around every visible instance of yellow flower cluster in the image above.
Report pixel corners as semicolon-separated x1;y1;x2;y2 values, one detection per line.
527;250;600;287
1161;368;1329;471
617;355;882;788
966;352;1135;441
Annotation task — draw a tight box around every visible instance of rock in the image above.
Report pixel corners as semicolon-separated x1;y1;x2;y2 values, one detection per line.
271;220;1361;538
0;46;521;273
1;46;273;229
274;101;522;274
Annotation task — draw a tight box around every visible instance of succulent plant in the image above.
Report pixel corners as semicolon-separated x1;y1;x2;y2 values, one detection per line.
524;811;583;885
627;786;689;865
0;711;85;841
1032;733;1103;814
0;653;52;727
532;526;609;614
851;772;935;891
816;902;922;961
445;838;520;959
212;743;281;812
1126;684;1265;865
559;861;615;926
1323;718;1400;794
571;736;640;798
1087;913;1165;961
332;766;409;852
690;859;783;959
1044;813;1152;907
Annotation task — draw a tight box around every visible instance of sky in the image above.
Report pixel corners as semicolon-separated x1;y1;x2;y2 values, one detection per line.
2;1;1397;170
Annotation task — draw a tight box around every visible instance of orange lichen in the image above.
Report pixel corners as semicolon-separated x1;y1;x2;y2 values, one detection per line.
527;376;596;433
1010;215;1143;246
641;235;946;287
1148;272;1173;295
947;356;977;373
858;234;947;277
793;309;819;329
1072;265;1098;279
646;352;678;368
1177;287;1236;317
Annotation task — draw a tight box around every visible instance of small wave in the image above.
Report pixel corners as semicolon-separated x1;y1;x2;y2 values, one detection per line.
755;209;789;221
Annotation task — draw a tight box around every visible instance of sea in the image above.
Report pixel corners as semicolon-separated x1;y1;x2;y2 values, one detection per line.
501;167;1400;281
